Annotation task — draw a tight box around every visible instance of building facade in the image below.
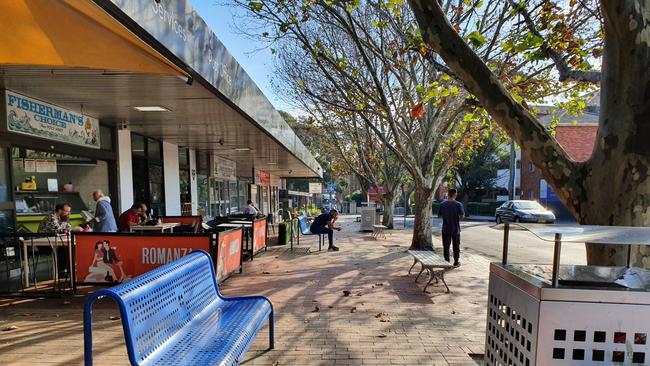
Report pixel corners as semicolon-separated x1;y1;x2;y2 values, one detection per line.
0;0;321;232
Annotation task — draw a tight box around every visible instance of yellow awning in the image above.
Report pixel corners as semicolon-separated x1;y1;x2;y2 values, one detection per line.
0;0;186;76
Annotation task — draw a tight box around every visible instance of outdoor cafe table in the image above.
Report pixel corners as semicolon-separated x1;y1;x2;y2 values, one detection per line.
130;223;180;233
21;233;72;292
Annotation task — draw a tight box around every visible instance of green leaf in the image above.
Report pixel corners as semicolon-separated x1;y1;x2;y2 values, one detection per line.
249;1;263;12
467;31;486;47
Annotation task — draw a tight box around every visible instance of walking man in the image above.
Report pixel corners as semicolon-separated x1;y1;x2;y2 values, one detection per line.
310;209;342;251
437;188;464;267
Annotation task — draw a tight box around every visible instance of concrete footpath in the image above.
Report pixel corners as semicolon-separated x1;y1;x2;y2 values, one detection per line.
0;216;489;365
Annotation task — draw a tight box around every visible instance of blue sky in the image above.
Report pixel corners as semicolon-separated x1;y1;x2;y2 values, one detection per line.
189;1;291;112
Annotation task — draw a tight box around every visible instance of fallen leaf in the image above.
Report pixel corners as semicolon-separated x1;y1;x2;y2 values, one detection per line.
262;271;271;275
350;307;357;313
63;301;71;305
359;272;365;275
377;333;387;338
342;290;351;297
375;312;388;318
2;326;18;331
451;311;456;315
380;318;391;322
328;306;333;309
356;292;363;297
312;306;320;313
109;316;120;321
375;283;384;286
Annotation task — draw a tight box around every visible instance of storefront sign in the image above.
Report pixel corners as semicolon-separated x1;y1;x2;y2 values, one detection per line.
74;233;212;284
255;170;270;187
309;183;322;194
6;91;100;149
214;156;236;179
215;228;242;282
252;218;267;254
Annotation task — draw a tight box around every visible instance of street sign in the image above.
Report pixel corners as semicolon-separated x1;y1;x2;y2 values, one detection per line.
327;183;335;193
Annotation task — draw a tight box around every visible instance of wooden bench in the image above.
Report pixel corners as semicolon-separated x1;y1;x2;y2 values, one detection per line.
371;224;388;239
407;250;455;293
83;250;273;366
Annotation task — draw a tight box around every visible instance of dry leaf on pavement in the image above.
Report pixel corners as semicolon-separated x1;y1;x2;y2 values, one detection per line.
312;306;320;313
109;316;120;320
350;307;357;313
2;325;18;331
342;290;351;297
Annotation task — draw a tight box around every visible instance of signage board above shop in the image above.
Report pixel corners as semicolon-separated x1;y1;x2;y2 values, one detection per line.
213;156;237;180
5;91;100;149
309;183;322;194
255;170;270;187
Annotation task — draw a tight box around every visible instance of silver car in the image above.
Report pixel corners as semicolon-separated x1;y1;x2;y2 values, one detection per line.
495;200;556;224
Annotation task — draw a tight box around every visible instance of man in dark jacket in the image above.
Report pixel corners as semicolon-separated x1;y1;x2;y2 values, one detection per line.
437;188;465;267
310;209;342;251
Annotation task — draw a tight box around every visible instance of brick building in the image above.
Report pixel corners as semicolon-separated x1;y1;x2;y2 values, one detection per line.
520;124;598;200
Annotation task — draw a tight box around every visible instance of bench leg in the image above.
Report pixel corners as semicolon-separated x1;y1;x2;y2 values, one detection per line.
407;258;418;275
423;268;436;292
269;310;275;350
440;271;450;293
414;263;425;282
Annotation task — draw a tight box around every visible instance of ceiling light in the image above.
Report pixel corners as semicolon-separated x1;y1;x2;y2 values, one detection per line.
133;106;169;112
268;162;278;165
234;147;251;151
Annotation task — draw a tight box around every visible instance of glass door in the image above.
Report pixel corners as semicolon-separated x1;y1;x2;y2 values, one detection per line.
0;146;18;292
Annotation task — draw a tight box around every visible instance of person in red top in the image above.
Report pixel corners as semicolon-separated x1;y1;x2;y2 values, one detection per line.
117;203;145;232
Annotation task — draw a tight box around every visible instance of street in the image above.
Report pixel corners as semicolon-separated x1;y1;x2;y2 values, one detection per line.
388;216;587;265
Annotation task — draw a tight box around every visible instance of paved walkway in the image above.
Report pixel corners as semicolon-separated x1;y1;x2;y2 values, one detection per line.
0;216;490;365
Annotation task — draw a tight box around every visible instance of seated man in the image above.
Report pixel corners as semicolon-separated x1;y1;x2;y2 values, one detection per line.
310;209;342;251
38;202;83;234
117;203;144;232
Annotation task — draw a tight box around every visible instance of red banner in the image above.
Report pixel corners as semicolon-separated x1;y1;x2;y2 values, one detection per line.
215;228;242;282
252;218;267;254
74;233;212;284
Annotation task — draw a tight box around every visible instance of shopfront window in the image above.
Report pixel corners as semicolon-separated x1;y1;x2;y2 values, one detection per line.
229;181;239;213
11;147;110;233
196;151;209;218
178;148;191;214
131;133;165;216
238;181;249;212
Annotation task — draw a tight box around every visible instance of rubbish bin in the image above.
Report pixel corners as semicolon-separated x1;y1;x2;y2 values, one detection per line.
278;221;290;246
486;224;650;366
360;207;375;232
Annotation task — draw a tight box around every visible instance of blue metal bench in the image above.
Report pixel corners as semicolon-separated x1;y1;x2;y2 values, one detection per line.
83;250;273;366
296;216;325;251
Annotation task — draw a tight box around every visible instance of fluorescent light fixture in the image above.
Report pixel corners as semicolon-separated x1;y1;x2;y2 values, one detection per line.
267;162;278;165
234;147;251;151
133;106;169;112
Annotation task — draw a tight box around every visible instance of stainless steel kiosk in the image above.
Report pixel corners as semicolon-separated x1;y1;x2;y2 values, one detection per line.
486;224;650;366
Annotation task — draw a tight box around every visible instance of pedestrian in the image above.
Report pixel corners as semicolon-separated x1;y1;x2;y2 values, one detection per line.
437;188;464;267
310;209;342;251
117;203;145;232
244;200;261;217
92;190;117;232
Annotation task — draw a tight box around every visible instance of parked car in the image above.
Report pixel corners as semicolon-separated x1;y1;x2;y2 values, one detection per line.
495;200;556;224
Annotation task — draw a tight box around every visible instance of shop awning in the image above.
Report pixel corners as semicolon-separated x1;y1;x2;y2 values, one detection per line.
0;0;321;178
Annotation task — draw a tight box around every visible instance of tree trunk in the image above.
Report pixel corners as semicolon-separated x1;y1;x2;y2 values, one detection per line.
381;192;397;229
409;184;436;251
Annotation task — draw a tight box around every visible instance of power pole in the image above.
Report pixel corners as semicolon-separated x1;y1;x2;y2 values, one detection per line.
508;140;516;200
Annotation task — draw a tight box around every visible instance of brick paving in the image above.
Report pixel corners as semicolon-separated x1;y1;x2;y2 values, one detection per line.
0;216;489;365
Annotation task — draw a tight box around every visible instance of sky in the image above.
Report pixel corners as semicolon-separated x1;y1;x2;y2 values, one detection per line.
189;1;292;112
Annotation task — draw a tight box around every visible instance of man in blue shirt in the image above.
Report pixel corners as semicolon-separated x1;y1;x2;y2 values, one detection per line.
310;209;342;251
437;188;465;267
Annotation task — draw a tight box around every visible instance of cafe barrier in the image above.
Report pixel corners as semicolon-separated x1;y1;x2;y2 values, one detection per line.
215;228;243;282
252;217;267;256
73;233;213;286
